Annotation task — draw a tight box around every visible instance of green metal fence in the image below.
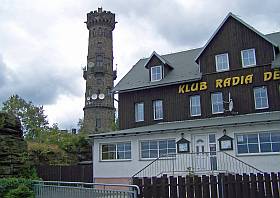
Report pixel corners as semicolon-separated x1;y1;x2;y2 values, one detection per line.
33;181;139;198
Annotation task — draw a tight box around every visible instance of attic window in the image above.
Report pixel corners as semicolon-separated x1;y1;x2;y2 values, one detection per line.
151;66;163;82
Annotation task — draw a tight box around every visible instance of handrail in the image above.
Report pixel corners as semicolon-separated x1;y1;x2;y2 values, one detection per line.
131;151;263;178
222;152;263;173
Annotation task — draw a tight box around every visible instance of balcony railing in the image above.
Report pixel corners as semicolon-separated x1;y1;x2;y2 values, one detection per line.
131;151;263;178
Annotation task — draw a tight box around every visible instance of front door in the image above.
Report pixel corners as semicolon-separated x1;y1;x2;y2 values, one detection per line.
193;134;217;172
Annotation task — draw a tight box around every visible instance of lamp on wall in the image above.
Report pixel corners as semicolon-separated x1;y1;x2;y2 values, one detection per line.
218;129;234;151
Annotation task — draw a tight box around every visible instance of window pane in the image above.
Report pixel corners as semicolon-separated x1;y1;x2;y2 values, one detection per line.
248;144;259;153
216;53;229;71
159;140;167;149
159;149;167;157
242;49;256;67
117;144;125;151
259;133;270;142
151;66;162;81
211;92;223;113
125;143;131;150
237;135;247;144
141;142;149;150
272;143;280;152
117;152;125;159
237;144;248;154
260;143;272;152
150;150;158;158
190;95;201;116
168;140;176;148
168;148;176;154
150;141;158;149
125;151;131;159
247;134;258;143
271;133;280;142
254;87;268;109
209;134;216;143
142;150;149;158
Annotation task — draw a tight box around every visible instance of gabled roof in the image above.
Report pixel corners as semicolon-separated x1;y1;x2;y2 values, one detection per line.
143;51;173;69
195;12;279;63
113;48;202;93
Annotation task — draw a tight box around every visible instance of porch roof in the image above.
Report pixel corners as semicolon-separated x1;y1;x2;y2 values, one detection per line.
89;111;280;139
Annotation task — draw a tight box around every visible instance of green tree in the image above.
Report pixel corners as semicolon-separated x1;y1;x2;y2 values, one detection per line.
1;95;49;140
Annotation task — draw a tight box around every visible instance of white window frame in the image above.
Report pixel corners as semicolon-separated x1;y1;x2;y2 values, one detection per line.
140;139;176;160
211;92;224;114
151;65;163;82
153;100;163;120
100;142;131;161
135;102;144;122
190;95;201;117
215;53;229;72
236;131;280;155
254;86;269;110
241;48;256;68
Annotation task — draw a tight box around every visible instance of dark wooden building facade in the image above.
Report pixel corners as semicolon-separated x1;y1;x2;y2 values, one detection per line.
117;14;280;130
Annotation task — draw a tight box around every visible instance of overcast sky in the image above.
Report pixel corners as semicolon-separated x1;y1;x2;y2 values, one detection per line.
0;0;279;129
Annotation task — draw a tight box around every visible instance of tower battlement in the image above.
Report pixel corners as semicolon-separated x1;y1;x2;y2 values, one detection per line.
86;8;116;30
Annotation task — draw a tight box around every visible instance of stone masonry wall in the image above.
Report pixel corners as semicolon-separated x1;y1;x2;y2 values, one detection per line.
0;112;28;178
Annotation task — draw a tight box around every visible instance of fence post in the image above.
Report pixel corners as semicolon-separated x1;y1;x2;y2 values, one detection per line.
151;177;160;198
242;173;250;198
210;175;218;198
257;173;265;198
249;173;257;198
271;172;280;198
235;174;242;198
194;175;202;198
161;175;169;198
132;177;143;198
202;175;210;198
186;175;194;198
227;174;235;198
264;172;273;197
170;176;178;198
178;176;186;198
218;173;225;198
143;177;152;198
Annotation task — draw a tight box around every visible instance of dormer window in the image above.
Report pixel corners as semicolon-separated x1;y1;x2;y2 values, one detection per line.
241;48;256;67
215;53;229;72
151;66;163;82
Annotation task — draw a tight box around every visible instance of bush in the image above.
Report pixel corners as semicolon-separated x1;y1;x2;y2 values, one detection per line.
0;178;34;198
4;184;34;198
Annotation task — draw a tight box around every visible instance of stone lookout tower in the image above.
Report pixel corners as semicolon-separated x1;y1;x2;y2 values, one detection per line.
83;8;117;134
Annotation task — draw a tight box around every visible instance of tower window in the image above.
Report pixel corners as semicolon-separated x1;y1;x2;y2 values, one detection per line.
96;55;103;67
96;118;101;128
97;42;102;49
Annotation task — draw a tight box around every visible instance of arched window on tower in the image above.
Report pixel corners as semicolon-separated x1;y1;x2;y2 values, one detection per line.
96;54;103;67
